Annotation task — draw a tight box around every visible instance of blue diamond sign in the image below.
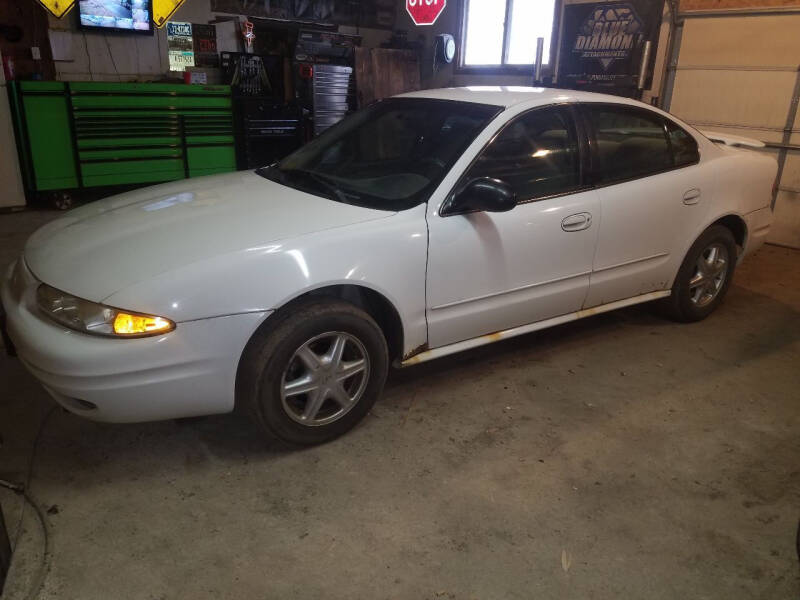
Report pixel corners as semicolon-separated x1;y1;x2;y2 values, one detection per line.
573;4;644;71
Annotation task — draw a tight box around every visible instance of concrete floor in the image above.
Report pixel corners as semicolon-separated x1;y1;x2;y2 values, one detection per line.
1;208;798;600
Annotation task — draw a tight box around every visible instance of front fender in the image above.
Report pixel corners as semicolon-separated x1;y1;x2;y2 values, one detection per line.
103;205;429;356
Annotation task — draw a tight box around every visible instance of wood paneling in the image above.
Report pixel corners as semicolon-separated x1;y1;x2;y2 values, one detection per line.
210;0;396;29
0;0;55;80
681;0;800;10
355;48;420;107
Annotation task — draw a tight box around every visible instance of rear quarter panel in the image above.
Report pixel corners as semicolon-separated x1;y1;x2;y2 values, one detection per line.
712;147;776;215
708;147;776;258
651;139;775;288
641;111;775;265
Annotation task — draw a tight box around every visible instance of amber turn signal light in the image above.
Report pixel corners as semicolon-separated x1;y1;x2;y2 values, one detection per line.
113;312;175;336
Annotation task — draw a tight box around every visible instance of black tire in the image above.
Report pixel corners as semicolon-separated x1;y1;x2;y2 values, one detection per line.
49;191;73;211
663;225;737;322
237;297;389;445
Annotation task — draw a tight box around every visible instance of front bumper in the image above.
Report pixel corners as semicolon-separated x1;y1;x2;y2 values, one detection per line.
1;258;268;423
0;301;16;357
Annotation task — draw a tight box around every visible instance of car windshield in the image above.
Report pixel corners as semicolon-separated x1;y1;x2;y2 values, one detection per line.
256;98;502;211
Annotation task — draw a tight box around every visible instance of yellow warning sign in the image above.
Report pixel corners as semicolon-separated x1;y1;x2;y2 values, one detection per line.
153;0;189;28
36;0;76;19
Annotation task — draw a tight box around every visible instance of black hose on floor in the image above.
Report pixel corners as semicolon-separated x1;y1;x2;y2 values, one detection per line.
0;483;50;600
0;405;58;600
796;518;799;564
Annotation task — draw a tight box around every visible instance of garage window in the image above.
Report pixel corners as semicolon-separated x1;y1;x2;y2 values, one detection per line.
464;107;581;201
462;0;557;68
586;105;673;184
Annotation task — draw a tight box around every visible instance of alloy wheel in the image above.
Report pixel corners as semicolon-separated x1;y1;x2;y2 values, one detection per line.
280;331;370;427
688;242;729;307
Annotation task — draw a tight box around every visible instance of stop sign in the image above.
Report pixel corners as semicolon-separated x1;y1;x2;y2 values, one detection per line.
406;0;446;26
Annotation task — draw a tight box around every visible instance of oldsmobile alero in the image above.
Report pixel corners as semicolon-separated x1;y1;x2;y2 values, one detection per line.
1;87;776;444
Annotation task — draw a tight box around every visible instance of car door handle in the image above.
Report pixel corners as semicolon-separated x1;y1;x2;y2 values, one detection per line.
683;188;701;205
561;212;592;232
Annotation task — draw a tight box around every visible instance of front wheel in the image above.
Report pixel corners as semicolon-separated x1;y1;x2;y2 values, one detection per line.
238;298;389;445
663;225;737;322
45;191;73;211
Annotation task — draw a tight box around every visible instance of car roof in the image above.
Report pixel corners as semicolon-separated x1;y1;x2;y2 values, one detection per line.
395;86;651;111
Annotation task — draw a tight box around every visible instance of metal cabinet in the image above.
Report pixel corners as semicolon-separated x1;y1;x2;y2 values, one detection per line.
9;81;237;203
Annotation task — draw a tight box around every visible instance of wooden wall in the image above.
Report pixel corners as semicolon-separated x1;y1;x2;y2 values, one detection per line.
355;48;420;107
0;0;55;80
681;0;800;10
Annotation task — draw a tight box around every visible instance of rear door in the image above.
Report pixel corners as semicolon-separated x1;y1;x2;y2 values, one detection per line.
580;103;714;307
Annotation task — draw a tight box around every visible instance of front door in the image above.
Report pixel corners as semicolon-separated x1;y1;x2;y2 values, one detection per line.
426;106;600;348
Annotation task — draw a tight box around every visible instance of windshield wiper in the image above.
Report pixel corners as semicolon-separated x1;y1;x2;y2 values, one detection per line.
257;165;369;207
282;169;354;204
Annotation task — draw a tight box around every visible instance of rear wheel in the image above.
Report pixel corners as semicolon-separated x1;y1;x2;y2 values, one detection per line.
238;298;389;445
663;225;737;322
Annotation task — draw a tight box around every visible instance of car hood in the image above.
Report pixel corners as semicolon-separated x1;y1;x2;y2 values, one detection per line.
24;171;392;302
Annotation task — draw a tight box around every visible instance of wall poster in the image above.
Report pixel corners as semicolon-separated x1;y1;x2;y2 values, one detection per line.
557;1;665;95
192;23;219;68
167;21;195;72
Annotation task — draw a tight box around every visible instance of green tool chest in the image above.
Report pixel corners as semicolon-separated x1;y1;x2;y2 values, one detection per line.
10;81;237;196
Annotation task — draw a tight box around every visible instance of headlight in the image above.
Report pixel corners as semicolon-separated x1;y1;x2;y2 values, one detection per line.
36;284;175;337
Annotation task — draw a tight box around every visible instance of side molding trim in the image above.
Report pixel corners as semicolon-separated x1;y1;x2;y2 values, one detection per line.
401;290;671;367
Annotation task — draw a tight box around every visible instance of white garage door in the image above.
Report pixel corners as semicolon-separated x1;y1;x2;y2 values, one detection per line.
666;12;800;248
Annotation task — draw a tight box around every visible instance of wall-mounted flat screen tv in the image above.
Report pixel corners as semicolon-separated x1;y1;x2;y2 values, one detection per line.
78;0;153;34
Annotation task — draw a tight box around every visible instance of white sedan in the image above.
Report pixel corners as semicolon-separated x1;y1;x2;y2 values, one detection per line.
1;87;776;445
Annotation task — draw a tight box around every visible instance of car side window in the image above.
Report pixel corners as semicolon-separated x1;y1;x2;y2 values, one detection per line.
666;120;700;167
586;105;672;183
463;107;581;201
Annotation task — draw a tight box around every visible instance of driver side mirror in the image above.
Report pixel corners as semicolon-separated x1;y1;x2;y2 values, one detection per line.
447;177;517;215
